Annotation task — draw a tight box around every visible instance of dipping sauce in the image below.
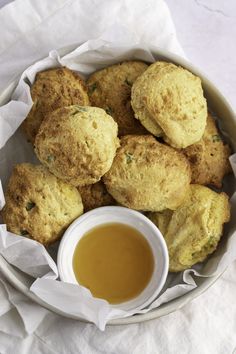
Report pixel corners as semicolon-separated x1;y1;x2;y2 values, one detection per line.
73;223;154;304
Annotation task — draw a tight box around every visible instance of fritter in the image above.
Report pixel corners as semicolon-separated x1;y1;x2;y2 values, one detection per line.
131;61;207;148
148;185;230;272
35;105;119;186
78;181;116;212
1;163;83;245
103;135;191;211
182;113;231;188
87;61;148;136
22;67;90;143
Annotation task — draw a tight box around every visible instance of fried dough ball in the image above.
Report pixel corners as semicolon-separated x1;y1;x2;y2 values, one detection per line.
35;106;119;186
103;135;191;211
78;181;116;212
131;61;207;148
87;61;148;136
22;67;90;143
148;209;173;236
148;185;230;272
1;163;83;245
182;113;231;188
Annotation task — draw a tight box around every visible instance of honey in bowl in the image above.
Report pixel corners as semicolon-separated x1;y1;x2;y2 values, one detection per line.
73;223;154;304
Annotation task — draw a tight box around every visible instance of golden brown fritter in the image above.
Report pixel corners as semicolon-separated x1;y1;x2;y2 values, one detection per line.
182;113;231;188
147;209;173;236
35;105;119;186
1;163;83;245
103;135;191;211
78;181;116;212
148;185;230;272
87;61;148;136
131;61;207;148
22;67;90;143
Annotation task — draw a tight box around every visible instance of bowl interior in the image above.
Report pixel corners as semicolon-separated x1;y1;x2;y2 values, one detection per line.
0;44;235;325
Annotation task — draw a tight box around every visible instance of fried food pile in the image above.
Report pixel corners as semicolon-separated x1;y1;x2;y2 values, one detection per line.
1;62;232;271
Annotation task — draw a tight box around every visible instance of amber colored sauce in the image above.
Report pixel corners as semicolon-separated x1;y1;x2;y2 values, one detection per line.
73;223;154;304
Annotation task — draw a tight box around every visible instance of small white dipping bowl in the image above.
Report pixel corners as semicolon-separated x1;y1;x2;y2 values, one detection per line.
57;206;169;312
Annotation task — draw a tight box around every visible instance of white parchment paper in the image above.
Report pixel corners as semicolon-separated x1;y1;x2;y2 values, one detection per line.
0;39;236;330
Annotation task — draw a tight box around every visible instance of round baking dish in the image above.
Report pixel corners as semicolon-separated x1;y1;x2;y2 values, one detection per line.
0;44;235;325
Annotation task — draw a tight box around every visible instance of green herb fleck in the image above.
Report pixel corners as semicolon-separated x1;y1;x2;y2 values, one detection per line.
207;236;215;246
88;82;98;94
26;201;36;211
105;107;113;116
20;230;29;236
212;134;221;142
46;155;54;163
125;152;134;164
75;106;88;112
125;78;132;86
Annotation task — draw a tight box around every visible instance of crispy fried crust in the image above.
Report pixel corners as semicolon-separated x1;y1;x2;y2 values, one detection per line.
182;113;232;188
148;185;230;272
1;163;83;245
103;135;191;211
87;61;148;136
131;61;207;148
35;105;119;186
78;181;116;212
22;67;90;143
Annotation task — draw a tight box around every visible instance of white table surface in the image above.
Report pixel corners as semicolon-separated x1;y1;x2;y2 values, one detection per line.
1;0;235;112
167;0;236;112
0;0;236;353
